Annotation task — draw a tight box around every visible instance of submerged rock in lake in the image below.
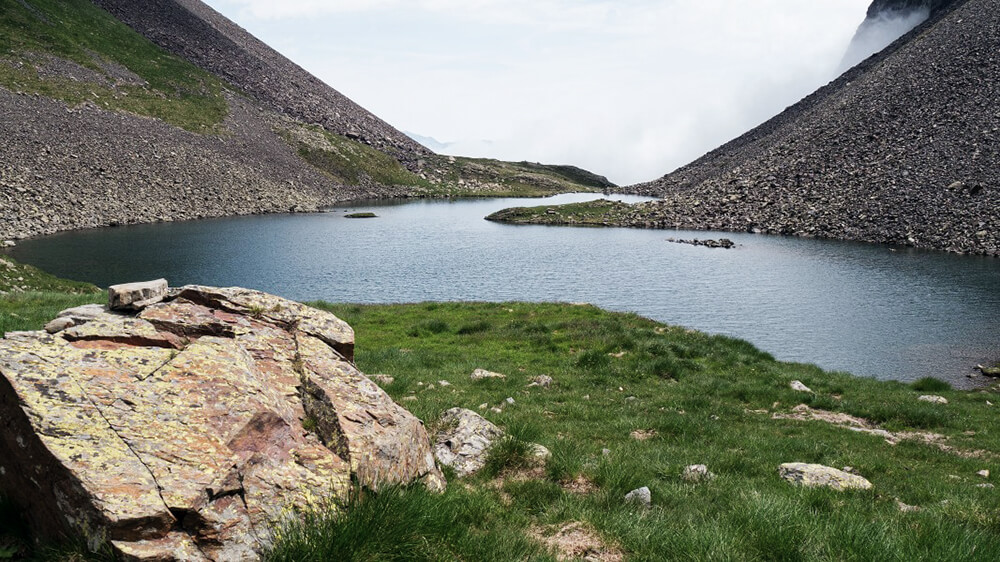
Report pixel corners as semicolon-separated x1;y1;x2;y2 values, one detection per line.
0;283;443;561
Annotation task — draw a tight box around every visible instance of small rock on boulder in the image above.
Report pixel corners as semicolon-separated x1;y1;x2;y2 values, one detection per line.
107;279;168;311
779;463;873;491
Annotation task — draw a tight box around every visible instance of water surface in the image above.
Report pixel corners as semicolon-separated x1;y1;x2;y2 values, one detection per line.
10;193;1000;387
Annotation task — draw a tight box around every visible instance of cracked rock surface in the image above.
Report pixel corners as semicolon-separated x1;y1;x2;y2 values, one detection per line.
0;285;443;561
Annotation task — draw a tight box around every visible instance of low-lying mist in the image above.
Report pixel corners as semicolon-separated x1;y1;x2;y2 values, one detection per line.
840;7;931;71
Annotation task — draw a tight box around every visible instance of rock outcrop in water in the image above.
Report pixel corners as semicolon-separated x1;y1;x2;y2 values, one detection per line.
0;284;444;560
617;0;997;256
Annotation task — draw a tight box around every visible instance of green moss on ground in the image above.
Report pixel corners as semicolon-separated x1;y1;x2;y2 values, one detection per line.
0;0;228;132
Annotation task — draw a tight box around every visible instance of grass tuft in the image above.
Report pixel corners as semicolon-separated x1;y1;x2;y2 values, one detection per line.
911;377;953;392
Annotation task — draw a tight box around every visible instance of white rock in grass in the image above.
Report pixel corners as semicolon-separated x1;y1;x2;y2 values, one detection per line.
779;463;873;491
532;444;552;461
471;368;506;381
528;375;554;388
624;486;651;508
918;395;948;404
790;380;813;393
977;470;990;479
434;408;503;477
371;374;395;386
682;464;715;483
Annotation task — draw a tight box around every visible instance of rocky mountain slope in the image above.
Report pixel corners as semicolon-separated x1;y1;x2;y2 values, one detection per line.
0;0;611;243
616;0;997;256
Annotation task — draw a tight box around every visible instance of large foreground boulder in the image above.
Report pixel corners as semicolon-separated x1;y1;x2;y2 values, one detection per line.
0;284;444;561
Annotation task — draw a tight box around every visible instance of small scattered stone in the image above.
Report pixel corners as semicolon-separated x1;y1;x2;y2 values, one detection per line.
630;429;657;441
778;463;873;491
976;483;995;489
471;368;506;381
790;380;813;393
624;486;651;508
918;395;949;404
438;380;451;387
602;448;612;456
977;470;990;478
478;403;488;410
505;397;515;405
682;464;715;483
527;375;553;388
896;499;921;513
371;374;395;386
402;395;418;402
532;444;552;461
490;407;503;414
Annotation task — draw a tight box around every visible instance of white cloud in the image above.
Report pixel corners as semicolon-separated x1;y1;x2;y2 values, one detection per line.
206;0;874;184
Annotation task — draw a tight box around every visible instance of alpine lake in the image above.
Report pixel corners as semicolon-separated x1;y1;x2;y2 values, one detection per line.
9;193;999;388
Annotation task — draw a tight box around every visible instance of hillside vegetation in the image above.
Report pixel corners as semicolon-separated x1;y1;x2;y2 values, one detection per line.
0;0;227;131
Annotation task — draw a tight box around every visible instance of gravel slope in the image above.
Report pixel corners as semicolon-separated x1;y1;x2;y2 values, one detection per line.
621;0;997;256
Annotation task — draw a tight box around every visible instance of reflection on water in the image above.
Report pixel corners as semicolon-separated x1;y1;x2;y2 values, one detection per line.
9;193;1000;387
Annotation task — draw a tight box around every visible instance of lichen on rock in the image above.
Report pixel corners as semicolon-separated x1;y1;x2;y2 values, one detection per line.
0;283;444;561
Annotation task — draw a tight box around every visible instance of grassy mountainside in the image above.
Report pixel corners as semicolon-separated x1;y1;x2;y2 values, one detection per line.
0;0;612;244
0;0;227;131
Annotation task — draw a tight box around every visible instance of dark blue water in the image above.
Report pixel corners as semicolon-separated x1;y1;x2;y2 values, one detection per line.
9;193;1000;387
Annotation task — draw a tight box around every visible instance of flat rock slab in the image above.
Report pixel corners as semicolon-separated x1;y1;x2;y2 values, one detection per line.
779;463;873;491
0;284;442;561
108;279;169;311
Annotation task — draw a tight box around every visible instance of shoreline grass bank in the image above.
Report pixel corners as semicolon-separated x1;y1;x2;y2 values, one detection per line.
1;270;998;559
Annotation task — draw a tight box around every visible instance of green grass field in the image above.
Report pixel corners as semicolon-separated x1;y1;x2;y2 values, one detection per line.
1;268;999;560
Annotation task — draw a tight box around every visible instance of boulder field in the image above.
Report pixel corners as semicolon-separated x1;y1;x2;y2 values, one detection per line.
0;283;443;561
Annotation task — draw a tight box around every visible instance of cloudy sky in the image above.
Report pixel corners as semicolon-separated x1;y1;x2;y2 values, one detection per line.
203;1;877;185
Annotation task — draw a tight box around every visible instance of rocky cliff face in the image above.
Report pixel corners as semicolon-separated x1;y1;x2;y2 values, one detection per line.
623;0;997;256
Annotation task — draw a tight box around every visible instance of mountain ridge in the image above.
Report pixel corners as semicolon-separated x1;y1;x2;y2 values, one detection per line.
608;0;997;256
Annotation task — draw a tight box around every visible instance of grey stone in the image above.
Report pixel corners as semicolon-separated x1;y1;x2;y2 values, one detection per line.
624;486;652;508
918;395;949;404
108;279;169;311
43;317;75;334
434;408;504;477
